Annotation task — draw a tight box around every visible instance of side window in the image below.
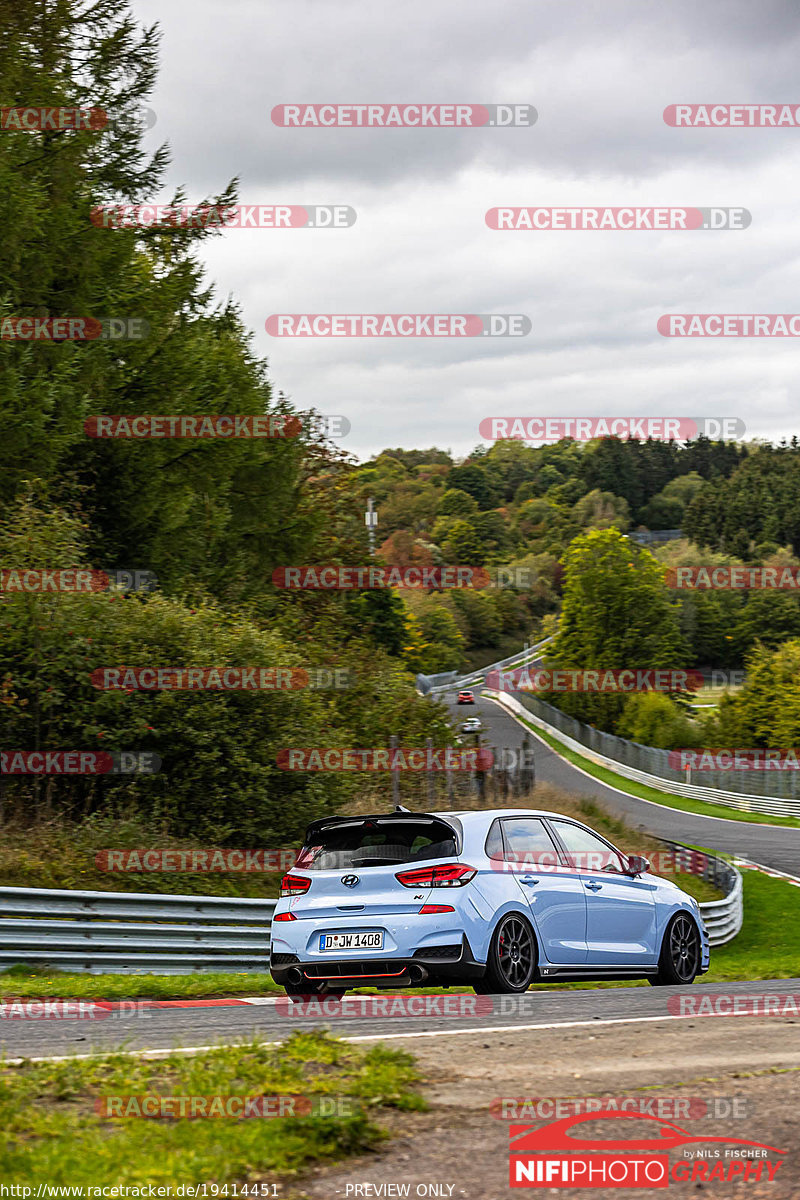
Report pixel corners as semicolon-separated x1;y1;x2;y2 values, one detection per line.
484;819;505;860
549;821;626;874
501;818;563;870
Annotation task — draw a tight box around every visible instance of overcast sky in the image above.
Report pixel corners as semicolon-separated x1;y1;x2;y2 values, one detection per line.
129;0;800;462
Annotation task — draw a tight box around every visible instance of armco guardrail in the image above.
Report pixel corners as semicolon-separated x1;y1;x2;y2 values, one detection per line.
0;845;739;973
415;669;459;694
0;886;275;974
629;528;683;546
486;688;800;819
660;841;743;947
423;637;553;696
698;870;743;946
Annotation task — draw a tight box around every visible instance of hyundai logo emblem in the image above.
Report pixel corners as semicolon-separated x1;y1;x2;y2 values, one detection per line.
341;874;360;888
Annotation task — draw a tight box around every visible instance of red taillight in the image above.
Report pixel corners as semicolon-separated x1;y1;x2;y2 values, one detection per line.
280;873;311;897
418;904;455;914
395;863;477;888
273;911;297;921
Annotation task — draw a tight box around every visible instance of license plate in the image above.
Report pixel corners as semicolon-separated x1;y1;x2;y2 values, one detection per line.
319;931;384;952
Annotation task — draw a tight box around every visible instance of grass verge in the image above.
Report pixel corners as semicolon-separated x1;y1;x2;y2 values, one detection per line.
0;966;282;1000
0;1031;424;1186
703;869;800;981
0;814;286;896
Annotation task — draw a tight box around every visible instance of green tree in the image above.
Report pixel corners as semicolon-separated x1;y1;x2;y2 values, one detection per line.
661;472;706;507
618;693;702;750
546;529;687;729
705;641;800;748
580;439;643;513
445;464;499;510
441;519;485;565
401;602;465;673
0;0;323;604
447;589;503;648
571;489;631;532
638;494;684;530
438;488;479;517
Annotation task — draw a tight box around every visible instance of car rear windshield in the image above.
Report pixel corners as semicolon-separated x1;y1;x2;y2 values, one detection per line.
295;818;459;870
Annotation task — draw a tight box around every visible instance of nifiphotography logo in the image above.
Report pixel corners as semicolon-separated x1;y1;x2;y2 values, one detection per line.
508;1110;786;1188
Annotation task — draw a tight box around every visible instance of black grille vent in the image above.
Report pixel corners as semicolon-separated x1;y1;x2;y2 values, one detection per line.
303;959;409;979
271;953;299;965
413;944;461;961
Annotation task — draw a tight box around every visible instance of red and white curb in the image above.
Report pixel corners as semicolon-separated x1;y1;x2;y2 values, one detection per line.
149;996;278;1008
0;996;280;1014
732;858;800;886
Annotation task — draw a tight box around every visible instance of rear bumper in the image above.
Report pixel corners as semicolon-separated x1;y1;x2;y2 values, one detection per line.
270;935;484;987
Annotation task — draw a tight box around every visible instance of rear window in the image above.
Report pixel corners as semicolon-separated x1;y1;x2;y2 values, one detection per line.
295;818;458;870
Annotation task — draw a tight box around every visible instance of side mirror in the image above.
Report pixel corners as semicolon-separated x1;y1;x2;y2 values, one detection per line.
626;854;650;877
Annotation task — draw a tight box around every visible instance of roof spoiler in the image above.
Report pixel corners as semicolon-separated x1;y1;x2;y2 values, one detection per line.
303;809;442;841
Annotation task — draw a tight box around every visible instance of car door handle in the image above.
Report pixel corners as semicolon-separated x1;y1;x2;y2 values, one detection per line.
520;876;540;886
585;881;602;891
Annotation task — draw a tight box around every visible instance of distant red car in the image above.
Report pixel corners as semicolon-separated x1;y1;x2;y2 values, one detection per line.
457;690;475;704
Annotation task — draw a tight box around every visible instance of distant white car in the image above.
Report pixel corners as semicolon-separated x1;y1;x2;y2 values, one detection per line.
460;717;483;733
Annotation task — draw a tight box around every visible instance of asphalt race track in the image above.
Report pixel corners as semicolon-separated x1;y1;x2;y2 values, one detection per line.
446;688;800;873
1;977;799;1061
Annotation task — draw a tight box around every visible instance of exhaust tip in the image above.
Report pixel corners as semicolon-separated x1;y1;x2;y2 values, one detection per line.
287;966;303;985
409;964;428;984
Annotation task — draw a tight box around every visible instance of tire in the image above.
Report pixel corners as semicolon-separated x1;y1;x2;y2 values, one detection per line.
473;913;536;994
649;912;701;986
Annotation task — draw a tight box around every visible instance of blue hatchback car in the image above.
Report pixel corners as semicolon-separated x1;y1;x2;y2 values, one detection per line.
269;807;710;996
